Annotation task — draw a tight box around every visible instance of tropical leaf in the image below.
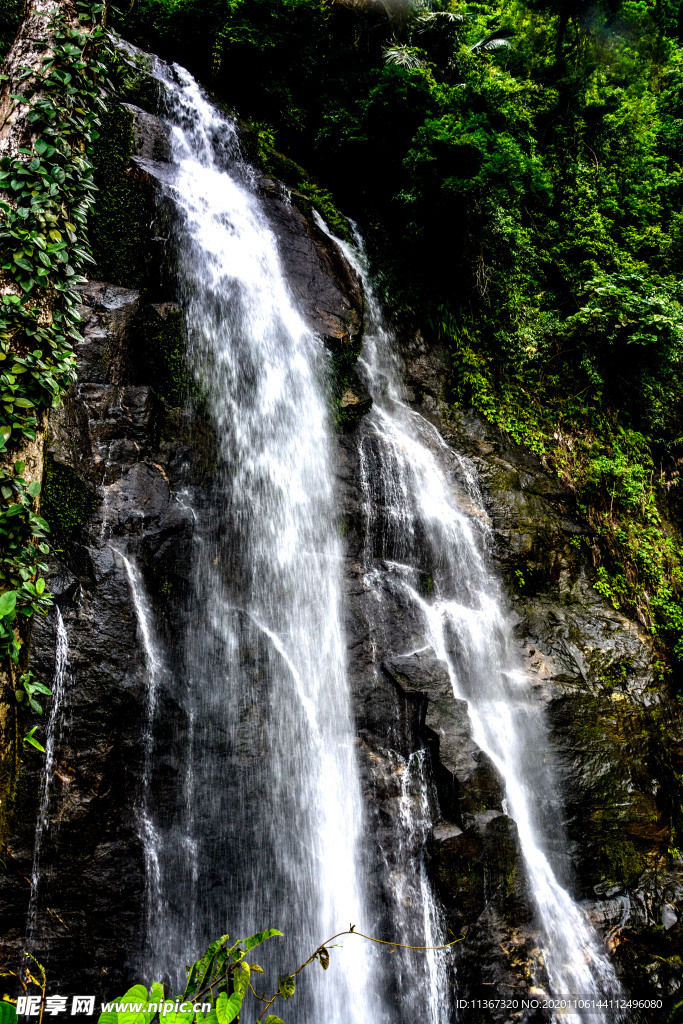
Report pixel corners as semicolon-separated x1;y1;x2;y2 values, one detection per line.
215;992;241;1024
0;1003;18;1024
243;928;283;952
416;11;464;30
470;30;513;53
382;45;425;69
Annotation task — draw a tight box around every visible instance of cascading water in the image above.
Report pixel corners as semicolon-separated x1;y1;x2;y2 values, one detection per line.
26;607;69;942
325;226;625;1022
114;549;167;968
134;63;384;1022
392;748;453;1023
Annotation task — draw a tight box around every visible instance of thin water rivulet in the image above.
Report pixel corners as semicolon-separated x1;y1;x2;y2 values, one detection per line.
26;608;69;944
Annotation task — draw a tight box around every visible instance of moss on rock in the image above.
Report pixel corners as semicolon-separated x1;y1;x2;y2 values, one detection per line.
115;47;160;111
89;102;154;288
238;121;352;242
552;691;669;888
134;303;190;407
41;456;101;551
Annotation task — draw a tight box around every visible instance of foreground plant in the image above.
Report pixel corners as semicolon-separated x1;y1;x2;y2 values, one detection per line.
97;925;461;1024
0;925;462;1024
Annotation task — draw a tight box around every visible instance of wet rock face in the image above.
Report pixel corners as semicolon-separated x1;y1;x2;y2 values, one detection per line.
336;426;543;1021
256;178;364;354
382;652;505;819
0;281;181;994
0;268;210;994
393;339;683;1011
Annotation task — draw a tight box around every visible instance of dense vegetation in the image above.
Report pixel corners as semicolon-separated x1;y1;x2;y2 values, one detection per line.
2;0;682;682
103;0;683;685
0;0;109;736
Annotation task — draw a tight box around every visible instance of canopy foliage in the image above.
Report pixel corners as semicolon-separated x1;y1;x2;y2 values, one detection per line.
5;0;683;676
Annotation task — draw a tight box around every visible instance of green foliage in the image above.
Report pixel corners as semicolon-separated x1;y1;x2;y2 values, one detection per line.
8;924;459;1020
90;930;289;1024
14;669;51;714
0;4;110;684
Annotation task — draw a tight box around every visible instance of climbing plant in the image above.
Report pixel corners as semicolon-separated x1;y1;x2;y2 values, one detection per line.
0;925;462;1023
0;0;111;702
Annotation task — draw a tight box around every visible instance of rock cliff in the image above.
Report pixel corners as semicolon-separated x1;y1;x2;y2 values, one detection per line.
0;39;680;1024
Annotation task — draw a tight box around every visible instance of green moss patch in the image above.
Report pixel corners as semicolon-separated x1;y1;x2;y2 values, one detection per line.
41;456;101;551
134;303;190;407
90;102;155;288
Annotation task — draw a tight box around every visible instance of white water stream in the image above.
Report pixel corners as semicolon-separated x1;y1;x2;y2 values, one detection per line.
325;227;624;1022
26;608;69;942
132;64;384;1023
114;548;167;966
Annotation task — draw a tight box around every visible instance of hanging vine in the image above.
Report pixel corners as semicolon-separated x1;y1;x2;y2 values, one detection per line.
0;1;111;694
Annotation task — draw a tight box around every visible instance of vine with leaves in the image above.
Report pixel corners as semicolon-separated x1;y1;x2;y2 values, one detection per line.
0;924;463;1024
0;0;111;737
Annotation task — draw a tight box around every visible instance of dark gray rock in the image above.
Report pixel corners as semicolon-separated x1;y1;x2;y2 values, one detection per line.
258;178;364;354
123;103;172;163
382;651;505;818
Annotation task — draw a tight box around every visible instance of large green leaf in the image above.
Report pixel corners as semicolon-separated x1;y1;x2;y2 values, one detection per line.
0;591;17;617
0;1002;18;1024
116;985;149;1024
215;992;241;1024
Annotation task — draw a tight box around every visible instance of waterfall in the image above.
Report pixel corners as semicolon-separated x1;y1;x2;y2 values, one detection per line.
26;607;69;942
134;64;383;1023
391;748;452;1023
324;225;624;1023
114;548;168;970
